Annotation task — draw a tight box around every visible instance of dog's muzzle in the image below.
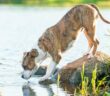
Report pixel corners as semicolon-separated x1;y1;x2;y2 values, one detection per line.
21;70;32;79
21;66;38;80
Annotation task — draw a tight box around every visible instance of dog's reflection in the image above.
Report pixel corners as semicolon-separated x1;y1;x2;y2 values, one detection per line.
22;83;54;96
40;84;54;96
22;84;36;96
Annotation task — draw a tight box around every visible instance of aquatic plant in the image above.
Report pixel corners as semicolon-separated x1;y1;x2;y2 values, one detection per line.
75;61;110;95
80;64;89;96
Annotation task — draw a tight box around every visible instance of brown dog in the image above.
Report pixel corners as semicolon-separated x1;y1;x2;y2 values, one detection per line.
22;4;110;81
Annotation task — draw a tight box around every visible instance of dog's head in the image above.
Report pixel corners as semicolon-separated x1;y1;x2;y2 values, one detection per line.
21;49;39;79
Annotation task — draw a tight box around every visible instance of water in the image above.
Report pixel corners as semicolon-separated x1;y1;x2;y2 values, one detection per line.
0;5;110;96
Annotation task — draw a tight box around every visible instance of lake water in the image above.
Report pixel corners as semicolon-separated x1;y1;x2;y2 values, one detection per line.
0;5;110;96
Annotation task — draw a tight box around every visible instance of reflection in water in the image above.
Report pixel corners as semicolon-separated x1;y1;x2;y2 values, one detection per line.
22;83;54;96
22;84;36;96
40;84;54;96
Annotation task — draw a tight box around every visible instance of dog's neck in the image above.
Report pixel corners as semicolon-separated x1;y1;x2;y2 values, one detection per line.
33;45;47;65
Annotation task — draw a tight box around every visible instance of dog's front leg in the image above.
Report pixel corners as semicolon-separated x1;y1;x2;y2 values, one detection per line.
39;60;56;82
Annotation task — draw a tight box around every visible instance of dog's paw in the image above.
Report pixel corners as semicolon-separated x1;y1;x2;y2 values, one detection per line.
38;76;53;85
39;79;54;85
39;77;46;82
39;75;49;82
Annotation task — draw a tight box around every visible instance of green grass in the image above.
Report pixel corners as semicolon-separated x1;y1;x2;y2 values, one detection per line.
74;62;110;96
80;64;89;96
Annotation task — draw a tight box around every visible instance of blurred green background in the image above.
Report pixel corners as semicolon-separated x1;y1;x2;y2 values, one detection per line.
0;0;110;7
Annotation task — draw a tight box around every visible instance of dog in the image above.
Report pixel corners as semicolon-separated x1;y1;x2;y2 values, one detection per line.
21;4;110;81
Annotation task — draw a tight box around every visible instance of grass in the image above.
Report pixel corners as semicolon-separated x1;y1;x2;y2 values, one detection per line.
73;62;110;96
91;64;97;95
57;74;60;96
104;92;110;96
53;73;61;96
80;64;89;96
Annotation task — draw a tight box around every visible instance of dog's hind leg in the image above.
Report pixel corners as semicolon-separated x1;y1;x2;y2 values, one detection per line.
84;26;99;58
91;38;99;55
83;29;94;56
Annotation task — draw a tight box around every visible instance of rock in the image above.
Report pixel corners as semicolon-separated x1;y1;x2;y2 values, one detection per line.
59;51;110;86
34;51;110;86
34;66;47;76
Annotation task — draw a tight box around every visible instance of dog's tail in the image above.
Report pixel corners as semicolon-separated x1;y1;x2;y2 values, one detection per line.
90;4;110;24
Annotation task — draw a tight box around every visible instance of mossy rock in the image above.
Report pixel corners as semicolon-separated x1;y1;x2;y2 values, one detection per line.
59;51;110;86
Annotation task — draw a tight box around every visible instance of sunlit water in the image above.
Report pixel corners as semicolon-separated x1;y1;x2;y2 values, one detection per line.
0;5;110;96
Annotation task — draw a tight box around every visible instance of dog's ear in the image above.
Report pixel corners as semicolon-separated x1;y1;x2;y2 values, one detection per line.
30;49;39;57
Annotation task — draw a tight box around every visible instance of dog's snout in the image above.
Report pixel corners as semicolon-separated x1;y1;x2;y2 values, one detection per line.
22;65;27;70
23;66;26;69
21;75;24;78
21;72;31;80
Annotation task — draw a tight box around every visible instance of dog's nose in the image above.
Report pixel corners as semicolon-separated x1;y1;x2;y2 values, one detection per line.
21;75;24;78
21;75;31;80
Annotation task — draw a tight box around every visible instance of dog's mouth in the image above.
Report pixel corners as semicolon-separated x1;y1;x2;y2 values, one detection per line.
21;70;32;79
21;66;38;80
